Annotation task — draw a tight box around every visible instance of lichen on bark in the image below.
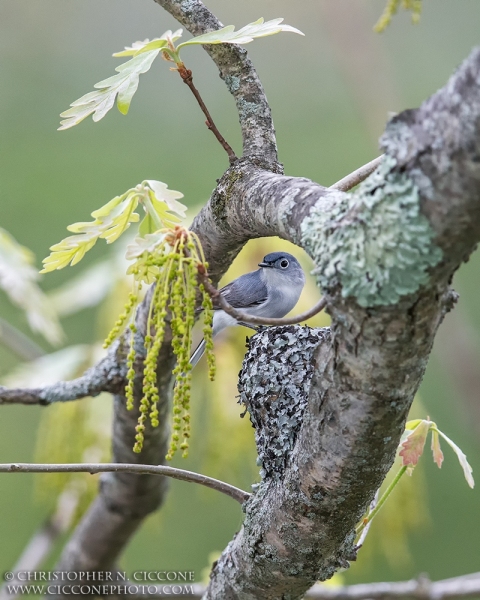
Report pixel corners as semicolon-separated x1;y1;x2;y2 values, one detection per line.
239;326;330;481
301;155;443;307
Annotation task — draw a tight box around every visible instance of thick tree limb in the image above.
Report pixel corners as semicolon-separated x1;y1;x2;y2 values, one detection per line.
3;1;478;596
202;49;480;599
0;462;249;504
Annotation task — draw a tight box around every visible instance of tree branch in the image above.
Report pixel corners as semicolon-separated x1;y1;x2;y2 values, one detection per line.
0;462;249;504
135;573;480;600
202;48;480;598
302;573;480;600
3;1;476;595
153;0;279;166
0;341;126;405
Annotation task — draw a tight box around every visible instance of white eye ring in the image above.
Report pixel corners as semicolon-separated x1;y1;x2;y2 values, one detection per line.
280;259;289;269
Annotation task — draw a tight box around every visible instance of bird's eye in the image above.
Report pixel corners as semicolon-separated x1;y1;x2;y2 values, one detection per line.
280;259;289;269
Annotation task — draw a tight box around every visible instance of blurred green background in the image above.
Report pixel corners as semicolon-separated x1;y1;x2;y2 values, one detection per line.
1;0;480;588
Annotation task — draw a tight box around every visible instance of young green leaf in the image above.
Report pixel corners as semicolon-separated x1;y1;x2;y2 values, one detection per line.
42;181;186;273
143;180;186;229
59;50;161;130
431;428;444;468
126;233;166;261
41;193;140;272
139;213;159;237
177;18;304;49
399;419;429;467
434;427;474;489
113;30;183;57
0;228;64;344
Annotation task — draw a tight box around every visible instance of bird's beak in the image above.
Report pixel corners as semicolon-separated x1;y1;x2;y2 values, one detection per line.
258;262;273;268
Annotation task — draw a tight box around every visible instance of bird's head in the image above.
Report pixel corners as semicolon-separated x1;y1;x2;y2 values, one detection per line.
258;252;305;285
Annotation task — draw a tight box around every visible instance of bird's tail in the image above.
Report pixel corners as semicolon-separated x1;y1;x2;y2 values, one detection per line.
189;338;206;368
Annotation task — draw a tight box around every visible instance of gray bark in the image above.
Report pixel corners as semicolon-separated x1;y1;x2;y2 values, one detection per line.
2;1;480;598
203;47;480;599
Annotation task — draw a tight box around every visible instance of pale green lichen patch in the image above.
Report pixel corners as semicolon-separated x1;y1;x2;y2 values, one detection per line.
301;155;442;307
225;74;240;93
237;98;260;120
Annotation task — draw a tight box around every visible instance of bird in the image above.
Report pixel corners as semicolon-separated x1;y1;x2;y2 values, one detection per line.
190;251;306;367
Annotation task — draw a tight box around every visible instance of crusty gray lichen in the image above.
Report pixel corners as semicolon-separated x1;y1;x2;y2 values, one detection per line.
301;155;443;307
239;326;330;481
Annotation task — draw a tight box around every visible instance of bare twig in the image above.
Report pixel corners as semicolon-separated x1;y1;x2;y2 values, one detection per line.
304;572;480;600
0;317;45;362
177;64;237;164
125;572;480;600
199;270;327;326
0;462;250;505
330;155;384;192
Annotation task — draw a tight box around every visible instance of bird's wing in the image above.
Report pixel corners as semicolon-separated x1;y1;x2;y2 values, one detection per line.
216;270;268;310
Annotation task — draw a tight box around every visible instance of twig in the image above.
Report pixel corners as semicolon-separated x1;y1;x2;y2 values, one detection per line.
0;317;45;362
199;271;327;326
330;155;384;192
177;63;237;164
304;572;480;600
124;572;480;600
0;462;250;505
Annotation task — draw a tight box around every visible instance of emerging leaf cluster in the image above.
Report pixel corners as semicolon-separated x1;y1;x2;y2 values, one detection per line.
399;418;474;488
58;18;303;129
357;417;474;538
41;181;186;273
105;227;215;459
42;181;215;458
375;0;422;32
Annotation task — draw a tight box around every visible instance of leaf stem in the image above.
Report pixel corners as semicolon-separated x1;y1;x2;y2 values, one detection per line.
356;466;407;536
176;63;237;164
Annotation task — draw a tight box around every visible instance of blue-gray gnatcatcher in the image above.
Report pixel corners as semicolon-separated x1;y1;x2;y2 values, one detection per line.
190;251;306;367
